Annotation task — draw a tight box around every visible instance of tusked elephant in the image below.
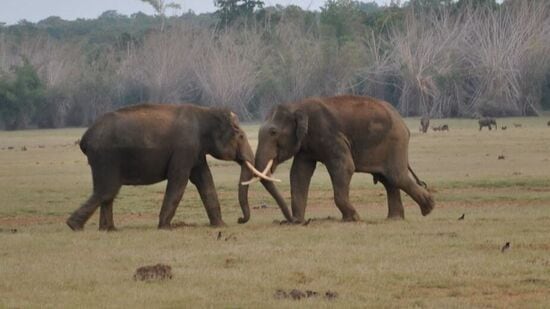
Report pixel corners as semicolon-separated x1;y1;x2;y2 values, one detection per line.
67;103;272;231
243;95;435;223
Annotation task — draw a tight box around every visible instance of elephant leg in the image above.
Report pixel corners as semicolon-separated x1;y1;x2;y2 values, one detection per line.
290;154;317;223
99;198;116;231
326;160;360;222
190;161;225;227
67;194;102;231
381;179;404;220
158;174;189;229
67;168;120;231
397;175;434;216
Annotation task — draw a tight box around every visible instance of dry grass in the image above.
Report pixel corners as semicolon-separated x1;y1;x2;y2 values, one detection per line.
1;117;550;308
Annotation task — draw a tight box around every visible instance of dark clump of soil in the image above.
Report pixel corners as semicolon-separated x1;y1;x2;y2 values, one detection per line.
133;264;172;282
171;221;197;229
274;289;338;301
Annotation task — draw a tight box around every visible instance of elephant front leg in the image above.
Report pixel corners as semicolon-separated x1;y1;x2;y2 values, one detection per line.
190;161;225;227
290;155;317;223
158;174;189;229
326;159;361;222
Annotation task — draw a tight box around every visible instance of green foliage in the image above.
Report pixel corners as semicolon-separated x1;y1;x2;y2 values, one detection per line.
0;60;44;130
215;0;264;29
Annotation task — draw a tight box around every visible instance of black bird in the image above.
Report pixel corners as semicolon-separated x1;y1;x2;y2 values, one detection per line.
458;214;465;220
303;218;312;226
216;231;222;240
501;242;511;253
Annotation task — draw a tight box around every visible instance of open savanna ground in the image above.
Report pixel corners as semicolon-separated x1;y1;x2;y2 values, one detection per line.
1;117;550;308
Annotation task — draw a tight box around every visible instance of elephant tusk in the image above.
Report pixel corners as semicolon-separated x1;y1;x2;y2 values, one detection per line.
242;160;275;185
243;160;281;184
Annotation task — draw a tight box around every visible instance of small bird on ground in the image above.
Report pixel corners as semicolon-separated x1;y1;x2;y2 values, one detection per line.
458;214;465;220
303;218;312;226
216;231;222;240
501;242;511;253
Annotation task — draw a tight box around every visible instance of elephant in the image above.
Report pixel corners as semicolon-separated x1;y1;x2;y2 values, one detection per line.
243;95;435;223
478;117;497;130
419;115;430;133
66;103;271;231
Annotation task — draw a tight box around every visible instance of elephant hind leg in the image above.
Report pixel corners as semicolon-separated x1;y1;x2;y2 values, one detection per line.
378;176;404;220
397;175;434;216
67;194;102;231
99;198;116;231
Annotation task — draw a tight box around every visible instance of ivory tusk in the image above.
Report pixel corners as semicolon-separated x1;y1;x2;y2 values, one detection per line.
243;160;281;184
241;161;272;186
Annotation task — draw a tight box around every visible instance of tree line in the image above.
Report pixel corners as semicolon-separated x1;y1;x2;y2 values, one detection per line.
0;0;549;130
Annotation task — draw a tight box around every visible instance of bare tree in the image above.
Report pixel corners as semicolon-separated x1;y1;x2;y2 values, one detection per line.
141;0;182;32
192;28;264;118
119;24;198;103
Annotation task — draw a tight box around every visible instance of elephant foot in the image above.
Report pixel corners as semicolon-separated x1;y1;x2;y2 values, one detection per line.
386;214;405;220
342;212;361;222
209;220;227;227
66;218;84;231
420;196;435;216
158;223;172;230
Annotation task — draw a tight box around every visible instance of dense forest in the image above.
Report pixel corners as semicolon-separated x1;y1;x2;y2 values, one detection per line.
0;0;549;129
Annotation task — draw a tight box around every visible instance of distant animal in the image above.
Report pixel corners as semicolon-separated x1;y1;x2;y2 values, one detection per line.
66;104;261;231
432;125;448;131
513;123;522;128
498;155;505;160
458;214;465;220
501;126;507;130
247;95;434;223
501;242;511;253
420;116;430;133
479;117;497;131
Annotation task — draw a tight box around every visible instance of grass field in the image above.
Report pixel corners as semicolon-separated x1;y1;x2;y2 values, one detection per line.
1;117;550;308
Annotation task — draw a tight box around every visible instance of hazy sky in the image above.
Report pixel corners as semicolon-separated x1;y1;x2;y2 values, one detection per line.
0;0;392;25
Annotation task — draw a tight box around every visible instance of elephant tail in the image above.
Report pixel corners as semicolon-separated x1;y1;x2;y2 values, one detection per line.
408;164;427;189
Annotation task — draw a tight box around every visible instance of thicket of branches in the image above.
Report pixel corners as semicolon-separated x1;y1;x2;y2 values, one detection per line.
0;0;549;130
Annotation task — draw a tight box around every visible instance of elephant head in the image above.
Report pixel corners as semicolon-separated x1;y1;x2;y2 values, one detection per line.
208;111;259;224
242;104;308;222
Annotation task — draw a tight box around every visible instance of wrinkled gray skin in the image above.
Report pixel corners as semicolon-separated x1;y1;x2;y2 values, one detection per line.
479;117;497;130
420;116;430;133
253;95;434;223
67;104;254;231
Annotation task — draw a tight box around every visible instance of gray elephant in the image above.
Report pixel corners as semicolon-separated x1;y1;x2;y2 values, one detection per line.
479;117;497;130
243;95;435;223
67;104;270;231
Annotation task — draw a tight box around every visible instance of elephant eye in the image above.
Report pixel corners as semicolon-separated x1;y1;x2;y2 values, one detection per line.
269;127;277;136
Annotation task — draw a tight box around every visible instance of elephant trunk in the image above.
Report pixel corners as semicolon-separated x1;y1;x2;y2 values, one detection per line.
237;163;252;224
255;154;294;222
260;179;294;222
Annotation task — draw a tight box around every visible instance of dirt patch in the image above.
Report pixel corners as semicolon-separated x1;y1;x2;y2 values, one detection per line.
133;264;172;282
171;221;197;229
274;289;338;301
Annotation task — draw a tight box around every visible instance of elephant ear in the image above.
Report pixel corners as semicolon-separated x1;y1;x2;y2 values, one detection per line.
295;110;308;144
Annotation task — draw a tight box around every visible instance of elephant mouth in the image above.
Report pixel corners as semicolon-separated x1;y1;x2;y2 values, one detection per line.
241;159;281;186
